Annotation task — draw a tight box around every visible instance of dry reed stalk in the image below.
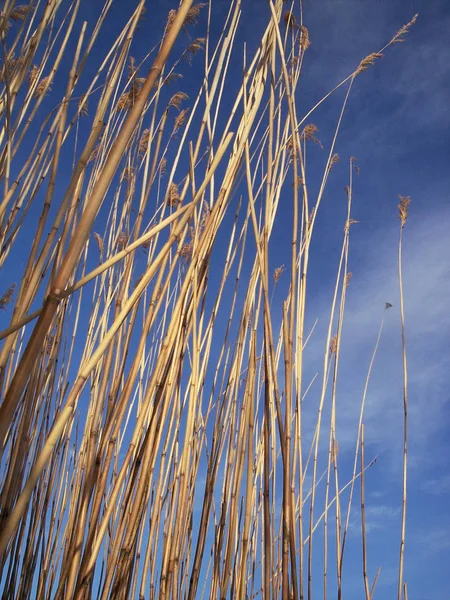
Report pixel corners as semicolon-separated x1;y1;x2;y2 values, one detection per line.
397;195;410;600
361;425;370;600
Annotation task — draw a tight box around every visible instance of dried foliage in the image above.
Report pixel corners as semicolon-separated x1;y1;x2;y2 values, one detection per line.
330;153;340;168
28;64;39;87
300;25;311;50
179;203;210;260
398;195;411;228
329;334;338;355
33;76;51;98
183;3;207;27
0;3;417;599
356;52;383;74
0;55;25;82
9;5;29;22
116;231;128;249
184;38;205;64
78;95;89;116
173;106;190;134
139;128;150;155
116;57;146;111
93;232;104;254
273;265;285;284
163;71;183;86
0;284;15;310
159;156;167;174
284;10;297;30
301;123;323;148
167;182;181;206
169;91;189;109
167;3;207;33
391;13;418;44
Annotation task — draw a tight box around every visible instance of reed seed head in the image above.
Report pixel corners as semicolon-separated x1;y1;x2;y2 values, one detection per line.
34;76;51;98
301;124;322;148
28;65;39;87
93;233;104;254
166;3;207;34
169;91;189;110
10;5;29;22
330;335;338;355
0;55;25;82
398;195;411;228
173;107;190;134
330;153;340;168
168;182;181;207
164;72;183;86
185;38;205;64
284;11;297;30
300;25;311;50
391;14;418;44
183;4;207;27
139;129;150;155
273;265;285;284
0;284;15;310
117;232;128;249
356;52;383;74
352;158;360;176
159;157;167;174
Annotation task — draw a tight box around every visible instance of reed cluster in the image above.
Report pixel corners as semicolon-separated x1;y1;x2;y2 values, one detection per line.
0;1;414;598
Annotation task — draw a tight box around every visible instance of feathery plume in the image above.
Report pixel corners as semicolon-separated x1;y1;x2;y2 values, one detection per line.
0;284;15;310
356;52;383;74
10;5;29;22
168;182;181;207
391;14;418;44
300;25;311;50
173;107;190;134
273;265;286;284
398;195;411;228
185;38;205;64
34;76;51;98
93;233;104;254
117;232;128;249
139;129;150;155
169;91;189;109
301;123;323;148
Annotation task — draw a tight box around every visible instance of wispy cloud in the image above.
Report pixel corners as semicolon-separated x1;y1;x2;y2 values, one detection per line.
421;473;450;496
301;205;450;473
348;503;400;535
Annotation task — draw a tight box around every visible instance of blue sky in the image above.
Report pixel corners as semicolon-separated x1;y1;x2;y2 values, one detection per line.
1;0;449;598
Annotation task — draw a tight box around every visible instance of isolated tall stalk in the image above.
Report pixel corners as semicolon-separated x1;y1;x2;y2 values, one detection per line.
397;195;410;599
